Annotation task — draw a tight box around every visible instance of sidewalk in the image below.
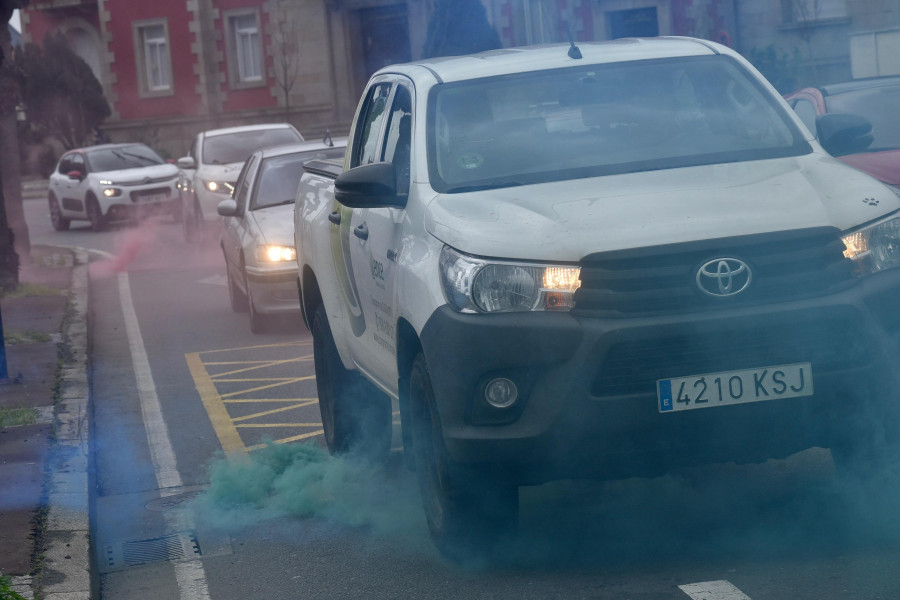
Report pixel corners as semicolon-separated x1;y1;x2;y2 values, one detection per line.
0;245;91;599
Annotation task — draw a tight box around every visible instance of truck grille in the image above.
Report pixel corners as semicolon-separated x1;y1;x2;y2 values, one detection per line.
591;311;870;398
574;227;855;316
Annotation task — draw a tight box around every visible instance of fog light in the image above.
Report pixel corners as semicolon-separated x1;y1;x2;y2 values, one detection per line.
484;378;518;409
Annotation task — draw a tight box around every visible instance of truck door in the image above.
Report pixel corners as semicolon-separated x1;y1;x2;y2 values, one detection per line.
344;78;413;388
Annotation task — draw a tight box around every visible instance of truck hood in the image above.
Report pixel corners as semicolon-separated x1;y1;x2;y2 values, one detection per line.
249;203;295;245
424;154;900;262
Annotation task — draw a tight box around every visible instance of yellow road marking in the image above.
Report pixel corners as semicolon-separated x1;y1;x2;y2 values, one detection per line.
208;355;314;379
198;341;311;354
231;401;318;422
235;423;323;428
222;397;319;404
186;352;246;455
220;376;315;398
205;358;313;366
213;377;307;382
246;430;325;451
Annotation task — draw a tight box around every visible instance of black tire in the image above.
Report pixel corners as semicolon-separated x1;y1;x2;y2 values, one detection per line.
49;194;70;231
182;197;198;242
409;352;518;560
311;305;392;459
246;273;271;334
86;194;107;232
225;256;248;313
171;200;183;224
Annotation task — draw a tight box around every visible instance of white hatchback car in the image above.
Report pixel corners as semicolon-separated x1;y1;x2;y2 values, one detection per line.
217;139;347;333
48;143;180;231
176;123;304;241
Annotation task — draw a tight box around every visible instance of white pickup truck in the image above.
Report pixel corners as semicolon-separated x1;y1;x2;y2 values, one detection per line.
294;38;900;557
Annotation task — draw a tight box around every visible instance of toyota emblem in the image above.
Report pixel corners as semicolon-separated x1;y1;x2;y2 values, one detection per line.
696;258;752;297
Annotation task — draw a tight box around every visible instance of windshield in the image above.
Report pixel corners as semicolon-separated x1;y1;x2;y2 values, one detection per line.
825;84;900;152
202;128;303;165
429;55;809;192
251;147;346;210
86;144;165;171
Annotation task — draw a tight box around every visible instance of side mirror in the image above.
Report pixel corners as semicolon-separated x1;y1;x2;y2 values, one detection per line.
217;199;238;217
816;113;874;157
177;156;196;169
67;170;84;181
335;162;406;209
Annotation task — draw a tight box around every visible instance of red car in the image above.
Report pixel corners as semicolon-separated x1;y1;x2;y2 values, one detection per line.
786;77;900;190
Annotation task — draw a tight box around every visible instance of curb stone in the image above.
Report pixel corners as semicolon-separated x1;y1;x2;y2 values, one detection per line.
38;248;91;600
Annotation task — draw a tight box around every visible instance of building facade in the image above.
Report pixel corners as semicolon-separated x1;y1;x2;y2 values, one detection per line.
19;0;900;158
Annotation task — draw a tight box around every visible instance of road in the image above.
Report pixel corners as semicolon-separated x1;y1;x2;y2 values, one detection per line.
24;197;900;599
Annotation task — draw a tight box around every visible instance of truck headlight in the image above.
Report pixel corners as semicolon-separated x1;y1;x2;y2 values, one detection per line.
256;245;296;263
440;246;580;313
842;215;900;275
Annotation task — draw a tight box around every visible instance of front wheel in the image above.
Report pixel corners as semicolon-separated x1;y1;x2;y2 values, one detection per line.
86;195;107;232
311;305;391;459
182;197;198;242
409;352;518;560
224;257;248;313
49;195;70;231
246;274;271;334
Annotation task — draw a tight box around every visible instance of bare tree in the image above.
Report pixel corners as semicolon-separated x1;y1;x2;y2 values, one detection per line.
788;0;822;84
269;0;301;123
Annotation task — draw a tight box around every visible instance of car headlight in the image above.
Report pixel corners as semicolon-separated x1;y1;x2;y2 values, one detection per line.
842;215;900;275
440;246;581;313
256;245;296;263
204;180;234;194
102;187;122;197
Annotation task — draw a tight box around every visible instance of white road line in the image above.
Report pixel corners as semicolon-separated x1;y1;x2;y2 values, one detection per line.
103;250;212;600
679;580;752;600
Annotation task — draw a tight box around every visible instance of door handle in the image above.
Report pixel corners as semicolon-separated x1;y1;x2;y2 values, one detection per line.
353;223;369;241
327;211;341;225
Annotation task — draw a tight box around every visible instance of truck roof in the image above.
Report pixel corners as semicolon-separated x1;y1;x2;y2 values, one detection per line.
379;37;721;84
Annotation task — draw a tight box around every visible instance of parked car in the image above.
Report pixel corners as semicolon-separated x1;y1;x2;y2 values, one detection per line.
785;76;900;189
176;123;304;241
217;138;347;333
48;143;180;232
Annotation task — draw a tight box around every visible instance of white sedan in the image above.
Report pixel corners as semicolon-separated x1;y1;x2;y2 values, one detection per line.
48;143;180;231
176;123;304;241
217;139;347;333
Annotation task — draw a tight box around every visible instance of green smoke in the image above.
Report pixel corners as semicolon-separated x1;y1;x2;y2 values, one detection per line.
194;442;425;537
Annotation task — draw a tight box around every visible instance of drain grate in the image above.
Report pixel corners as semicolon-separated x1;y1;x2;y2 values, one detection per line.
104;532;201;571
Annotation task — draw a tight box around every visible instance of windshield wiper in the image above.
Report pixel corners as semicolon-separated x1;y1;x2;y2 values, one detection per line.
445;181;523;193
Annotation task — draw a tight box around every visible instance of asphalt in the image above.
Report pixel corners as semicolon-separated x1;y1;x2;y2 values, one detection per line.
0;243;91;600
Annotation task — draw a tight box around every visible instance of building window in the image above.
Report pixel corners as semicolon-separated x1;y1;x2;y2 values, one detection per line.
781;0;847;23
226;10;264;87
134;20;173;97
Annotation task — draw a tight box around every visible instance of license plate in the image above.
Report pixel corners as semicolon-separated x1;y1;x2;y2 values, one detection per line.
657;362;813;413
138;192;168;203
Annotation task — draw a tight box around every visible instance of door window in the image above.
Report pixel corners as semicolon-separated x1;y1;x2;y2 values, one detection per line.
70;153;86;175
381;85;413;194
353;83;393;167
792;99;818;136
234;154;259;213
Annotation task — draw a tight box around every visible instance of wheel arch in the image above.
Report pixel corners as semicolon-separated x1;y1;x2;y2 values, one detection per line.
300;265;322;332
396;317;422;464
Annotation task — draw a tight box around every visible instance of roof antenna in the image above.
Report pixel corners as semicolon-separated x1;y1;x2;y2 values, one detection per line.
565;22;582;59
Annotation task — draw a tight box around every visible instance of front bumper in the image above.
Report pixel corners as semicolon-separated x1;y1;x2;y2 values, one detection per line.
419;268;900;486
245;265;300;314
99;183;179;219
